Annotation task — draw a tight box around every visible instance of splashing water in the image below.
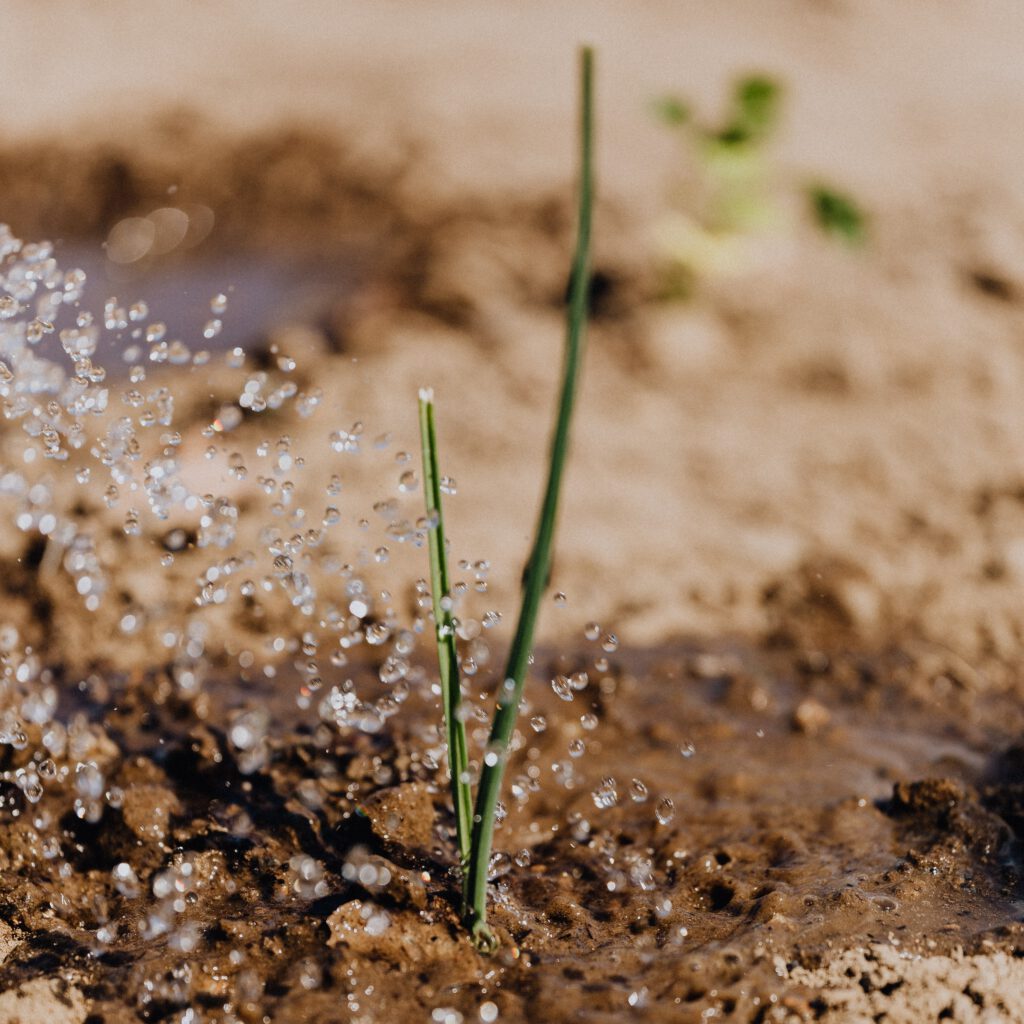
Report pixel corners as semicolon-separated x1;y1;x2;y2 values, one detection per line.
0;229;665;998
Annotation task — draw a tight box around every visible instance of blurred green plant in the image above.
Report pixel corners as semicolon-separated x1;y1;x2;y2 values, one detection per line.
809;185;866;245
653;74;866;297
713;75;781;145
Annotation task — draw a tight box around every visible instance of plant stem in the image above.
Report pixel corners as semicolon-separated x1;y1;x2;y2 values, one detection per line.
464;45;595;953
418;388;473;872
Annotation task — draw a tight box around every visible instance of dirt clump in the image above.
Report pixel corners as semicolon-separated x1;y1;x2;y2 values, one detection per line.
785;944;1024;1023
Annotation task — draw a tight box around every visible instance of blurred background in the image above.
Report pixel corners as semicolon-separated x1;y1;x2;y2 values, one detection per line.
6;0;1024;672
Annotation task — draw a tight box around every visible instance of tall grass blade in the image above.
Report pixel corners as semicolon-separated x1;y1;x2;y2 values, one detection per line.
418;387;473;871
464;45;595;952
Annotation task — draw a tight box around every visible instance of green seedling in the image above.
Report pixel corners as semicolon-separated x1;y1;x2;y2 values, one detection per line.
418;388;473;871
419;45;595;952
653;73;866;295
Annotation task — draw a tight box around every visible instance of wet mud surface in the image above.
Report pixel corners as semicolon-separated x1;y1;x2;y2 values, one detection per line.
0;643;1022;1023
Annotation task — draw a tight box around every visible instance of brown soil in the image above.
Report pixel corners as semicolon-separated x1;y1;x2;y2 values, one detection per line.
3;643;1024;1024
6;3;1024;1022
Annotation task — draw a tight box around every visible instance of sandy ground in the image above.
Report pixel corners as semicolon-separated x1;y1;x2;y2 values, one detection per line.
6;1;1024;638
5;2;1024;1021
5;0;1024;664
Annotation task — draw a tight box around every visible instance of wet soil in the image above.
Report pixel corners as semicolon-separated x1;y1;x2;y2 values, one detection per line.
0;642;1022;1023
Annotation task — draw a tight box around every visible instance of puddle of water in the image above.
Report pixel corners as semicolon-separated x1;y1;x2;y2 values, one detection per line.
45;242;370;369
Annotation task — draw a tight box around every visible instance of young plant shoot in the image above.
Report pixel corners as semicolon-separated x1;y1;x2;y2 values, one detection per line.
417;387;473;870
420;46;595;952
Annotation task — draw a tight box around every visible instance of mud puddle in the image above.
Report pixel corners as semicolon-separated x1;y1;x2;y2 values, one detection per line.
36;243;372;372
0;641;1021;1023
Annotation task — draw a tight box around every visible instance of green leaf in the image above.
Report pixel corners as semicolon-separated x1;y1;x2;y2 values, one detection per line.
736;76;780;133
418;390;474;872
809;186;866;245
463;45;595;954
715;75;781;147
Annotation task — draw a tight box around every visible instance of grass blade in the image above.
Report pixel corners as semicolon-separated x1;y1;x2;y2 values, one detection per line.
418;387;473;871
464;45;595;952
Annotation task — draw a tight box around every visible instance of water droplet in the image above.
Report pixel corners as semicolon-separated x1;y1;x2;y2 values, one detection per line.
628;988;648;1009
432;1009;464;1024
655;796;675;825
550;675;574;701
112;862;140;897
592;777;618;809
298;958;322;991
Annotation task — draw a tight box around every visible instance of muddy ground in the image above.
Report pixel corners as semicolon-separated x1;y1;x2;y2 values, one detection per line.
4;2;1024;1022
4;643;1024;1024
